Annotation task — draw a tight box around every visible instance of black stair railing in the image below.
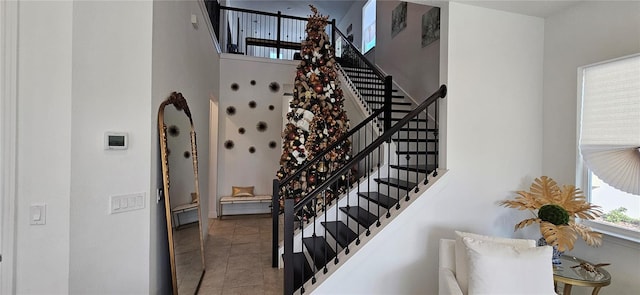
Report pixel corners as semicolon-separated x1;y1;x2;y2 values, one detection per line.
283;85;446;294
272;108;384;267
332;27;392;129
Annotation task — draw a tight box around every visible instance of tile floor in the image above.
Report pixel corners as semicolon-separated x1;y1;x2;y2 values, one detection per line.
198;215;284;294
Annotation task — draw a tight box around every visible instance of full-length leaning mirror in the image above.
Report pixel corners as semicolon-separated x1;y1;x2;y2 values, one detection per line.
158;92;205;294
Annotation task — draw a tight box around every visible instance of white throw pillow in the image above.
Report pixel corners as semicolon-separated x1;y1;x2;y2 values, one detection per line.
462;237;555;295
454;231;536;294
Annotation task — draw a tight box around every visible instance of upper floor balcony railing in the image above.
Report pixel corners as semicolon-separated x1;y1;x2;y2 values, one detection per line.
205;0;334;60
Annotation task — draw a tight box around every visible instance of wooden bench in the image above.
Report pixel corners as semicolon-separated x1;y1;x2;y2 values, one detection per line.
171;202;199;228
219;195;272;219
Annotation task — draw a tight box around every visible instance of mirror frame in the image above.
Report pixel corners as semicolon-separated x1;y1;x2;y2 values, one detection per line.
158;92;205;294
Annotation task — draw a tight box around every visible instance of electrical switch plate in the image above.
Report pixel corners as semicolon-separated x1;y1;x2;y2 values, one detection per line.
110;193;146;214
30;204;46;225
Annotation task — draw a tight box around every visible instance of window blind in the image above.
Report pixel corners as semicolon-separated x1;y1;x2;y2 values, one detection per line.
579;54;640;195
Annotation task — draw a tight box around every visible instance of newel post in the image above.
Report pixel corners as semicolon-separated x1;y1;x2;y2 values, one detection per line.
384;76;393;131
271;179;279;268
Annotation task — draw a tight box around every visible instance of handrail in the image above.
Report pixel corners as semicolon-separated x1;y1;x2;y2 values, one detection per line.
219;5;307;21
333;28;386;80
278;108;383;186
293;85;446;212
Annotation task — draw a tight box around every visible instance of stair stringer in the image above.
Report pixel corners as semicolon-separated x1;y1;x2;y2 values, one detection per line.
336;63;384;133
298;169;448;295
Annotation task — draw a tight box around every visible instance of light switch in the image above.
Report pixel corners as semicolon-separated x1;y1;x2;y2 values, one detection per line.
30;204;46;225
110;193;146;214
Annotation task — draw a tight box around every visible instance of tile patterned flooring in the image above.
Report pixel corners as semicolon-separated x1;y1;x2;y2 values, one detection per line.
198;215;283;294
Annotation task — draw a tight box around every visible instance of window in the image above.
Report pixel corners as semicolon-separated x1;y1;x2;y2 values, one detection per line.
578;53;640;242
362;0;376;53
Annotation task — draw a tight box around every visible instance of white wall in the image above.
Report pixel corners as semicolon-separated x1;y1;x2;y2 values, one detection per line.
69;1;153;293
216;55;296;216
542;2;640;294
315;3;545;293
376;1;440;101
15;1;73;293
337;1;365;51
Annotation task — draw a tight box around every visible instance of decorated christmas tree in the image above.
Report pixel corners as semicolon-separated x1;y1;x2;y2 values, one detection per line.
277;6;351;215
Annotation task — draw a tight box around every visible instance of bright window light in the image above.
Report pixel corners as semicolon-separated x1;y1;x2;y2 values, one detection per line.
578;53;640;240
362;0;376;53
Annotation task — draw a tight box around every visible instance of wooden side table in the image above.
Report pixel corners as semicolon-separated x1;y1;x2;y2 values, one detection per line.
553;255;611;295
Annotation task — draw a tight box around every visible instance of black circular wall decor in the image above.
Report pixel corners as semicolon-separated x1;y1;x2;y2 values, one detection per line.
238;127;246;134
250;80;256;85
224;140;234;149
168;125;180;137
183;151;191;159
257;121;268;132
226;106;236;115
249;146;256;153
249;101;257;108
269;82;280;92
269;141;277;149
231;83;239;91
269;105;275;111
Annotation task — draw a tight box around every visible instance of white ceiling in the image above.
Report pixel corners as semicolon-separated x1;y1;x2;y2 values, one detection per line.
457;0;582;18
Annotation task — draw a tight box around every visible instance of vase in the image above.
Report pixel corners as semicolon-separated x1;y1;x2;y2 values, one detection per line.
537;237;564;265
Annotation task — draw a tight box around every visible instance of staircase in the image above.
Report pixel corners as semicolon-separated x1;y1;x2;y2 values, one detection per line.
200;4;445;294
280;61;446;293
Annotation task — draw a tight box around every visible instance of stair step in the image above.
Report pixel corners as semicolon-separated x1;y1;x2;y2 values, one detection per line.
392;137;437;142
360;93;405;99
391;117;428;123
360;88;399;93
302;236;336;270
341;66;376;73
369;101;411;106
389;164;437;173
375;178;417;190
358;192;398;209
396;150;437;155
398;127;438;132
321;221;358;248
292;252;313;291
339;206;378;228
349;75;384;86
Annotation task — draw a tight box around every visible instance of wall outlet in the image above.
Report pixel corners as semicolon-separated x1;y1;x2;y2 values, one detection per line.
110;193;145;214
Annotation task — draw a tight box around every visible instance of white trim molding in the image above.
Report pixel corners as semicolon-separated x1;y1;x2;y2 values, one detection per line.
0;0;18;293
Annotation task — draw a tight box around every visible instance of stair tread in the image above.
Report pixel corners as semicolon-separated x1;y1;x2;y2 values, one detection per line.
292;252;313;291
369;101;411;106
375;177;417;190
390;117;429;122
396;150;437;155
341;67;376;72
399;127;438;132
358;192;398;209
389;164;437;173
392;137;437;142
360;93;405;99
302;236;336;270
339;206;378;228
321;221;358;248
360;88;399;93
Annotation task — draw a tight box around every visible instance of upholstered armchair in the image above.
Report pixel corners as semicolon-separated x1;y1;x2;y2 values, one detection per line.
439;231;555;295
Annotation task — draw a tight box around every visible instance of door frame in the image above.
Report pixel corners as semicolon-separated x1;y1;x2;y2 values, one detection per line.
1;0;18;293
